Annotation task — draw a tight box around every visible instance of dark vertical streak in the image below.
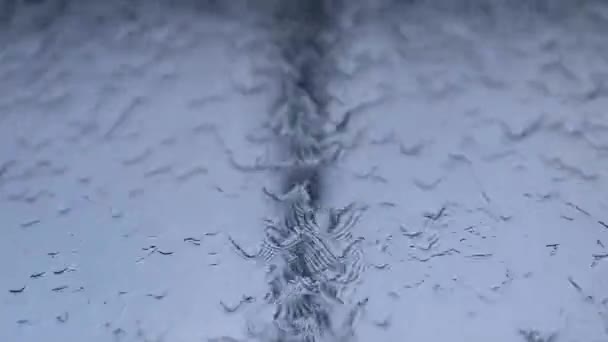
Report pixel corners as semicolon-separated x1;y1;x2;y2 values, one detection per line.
274;0;337;206
239;2;367;341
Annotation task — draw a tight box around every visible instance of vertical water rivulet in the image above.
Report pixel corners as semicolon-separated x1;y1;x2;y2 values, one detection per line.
229;1;368;341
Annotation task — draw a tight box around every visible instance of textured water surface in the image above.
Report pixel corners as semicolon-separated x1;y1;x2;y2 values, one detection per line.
1;1;608;342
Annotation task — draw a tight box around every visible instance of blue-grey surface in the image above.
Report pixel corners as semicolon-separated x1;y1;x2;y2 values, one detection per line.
1;1;607;341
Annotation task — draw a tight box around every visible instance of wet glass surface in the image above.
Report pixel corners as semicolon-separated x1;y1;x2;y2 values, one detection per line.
1;1;608;341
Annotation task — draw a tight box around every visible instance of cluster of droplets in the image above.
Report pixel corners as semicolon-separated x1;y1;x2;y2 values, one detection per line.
226;3;367;341
268;75;343;169
231;183;367;342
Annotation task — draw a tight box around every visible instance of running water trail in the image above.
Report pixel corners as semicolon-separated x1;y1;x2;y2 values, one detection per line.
226;1;369;341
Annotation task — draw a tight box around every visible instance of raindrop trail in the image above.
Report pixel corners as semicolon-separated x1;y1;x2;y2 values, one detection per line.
235;2;368;342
